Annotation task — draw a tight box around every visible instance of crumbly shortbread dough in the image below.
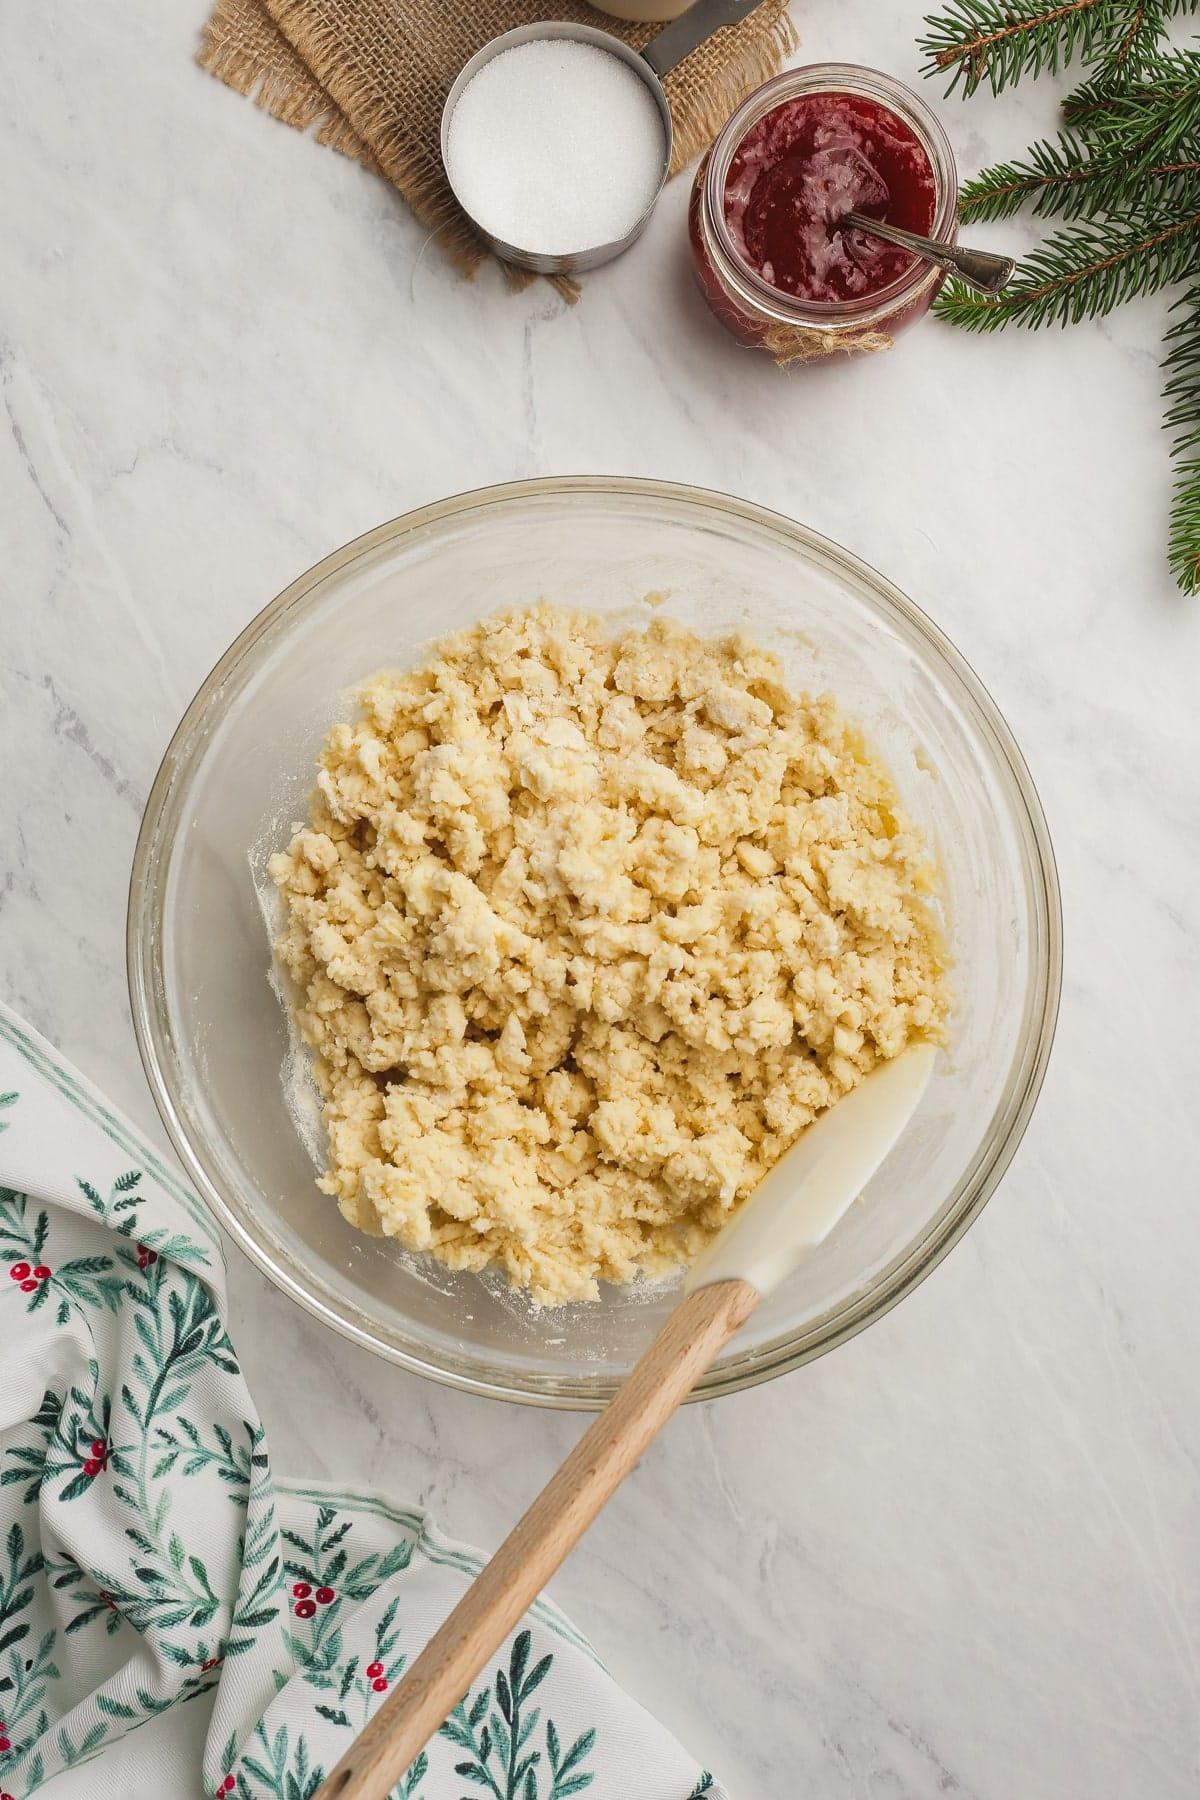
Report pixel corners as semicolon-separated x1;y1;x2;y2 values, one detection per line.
269;607;948;1306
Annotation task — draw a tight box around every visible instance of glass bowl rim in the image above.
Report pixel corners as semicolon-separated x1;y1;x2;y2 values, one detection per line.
127;475;1062;1411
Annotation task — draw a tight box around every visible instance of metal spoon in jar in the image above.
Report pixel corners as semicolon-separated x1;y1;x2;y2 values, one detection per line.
843;210;1015;295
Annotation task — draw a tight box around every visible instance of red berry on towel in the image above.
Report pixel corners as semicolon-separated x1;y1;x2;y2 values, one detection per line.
19;1280;36;1293
366;1661;383;1678
292;1581;311;1598
372;1677;388;1693
315;1586;334;1605
33;1266;50;1281
220;1779;236;1795
294;1599;316;1619
0;1737;12;1752
90;1438;106;1457
8;1264;28;1281
83;1459;100;1478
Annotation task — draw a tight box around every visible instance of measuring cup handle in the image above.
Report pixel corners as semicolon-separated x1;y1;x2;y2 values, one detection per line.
642;0;772;79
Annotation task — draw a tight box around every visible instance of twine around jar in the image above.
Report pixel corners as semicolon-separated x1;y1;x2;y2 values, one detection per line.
763;322;894;366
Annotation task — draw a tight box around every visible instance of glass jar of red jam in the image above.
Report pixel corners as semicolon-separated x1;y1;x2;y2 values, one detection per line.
689;65;958;359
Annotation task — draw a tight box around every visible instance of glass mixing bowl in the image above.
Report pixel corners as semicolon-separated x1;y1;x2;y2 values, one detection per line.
128;478;1060;1408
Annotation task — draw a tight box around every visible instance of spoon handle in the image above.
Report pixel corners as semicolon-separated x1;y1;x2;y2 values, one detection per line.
642;0;770;77
843;211;1015;296
310;1277;760;1800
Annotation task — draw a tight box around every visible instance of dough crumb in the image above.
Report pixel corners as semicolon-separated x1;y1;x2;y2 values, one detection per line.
270;606;949;1306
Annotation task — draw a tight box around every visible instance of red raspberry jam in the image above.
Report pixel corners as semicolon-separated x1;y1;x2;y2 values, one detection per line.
723;94;936;304
688;68;955;359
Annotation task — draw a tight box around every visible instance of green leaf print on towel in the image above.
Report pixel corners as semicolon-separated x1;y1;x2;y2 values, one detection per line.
0;1521;59;1765
78;1170;210;1271
440;1630;597;1800
0;1005;722;1799
152;1417;262;1500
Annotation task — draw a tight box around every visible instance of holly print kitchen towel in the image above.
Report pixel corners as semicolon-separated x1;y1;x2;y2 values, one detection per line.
0;1004;724;1799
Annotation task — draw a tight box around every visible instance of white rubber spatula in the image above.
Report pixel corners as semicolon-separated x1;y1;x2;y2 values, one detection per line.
314;1043;937;1800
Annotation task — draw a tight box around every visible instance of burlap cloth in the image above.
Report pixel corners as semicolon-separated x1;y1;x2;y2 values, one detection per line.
198;0;797;295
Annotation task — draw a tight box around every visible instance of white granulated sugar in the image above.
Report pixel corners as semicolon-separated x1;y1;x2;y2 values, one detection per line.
446;39;666;256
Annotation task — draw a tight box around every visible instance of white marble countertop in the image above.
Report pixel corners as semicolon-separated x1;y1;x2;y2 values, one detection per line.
3;4;1198;1795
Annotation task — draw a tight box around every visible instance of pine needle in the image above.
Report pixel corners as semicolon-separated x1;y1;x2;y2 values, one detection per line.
919;0;1167;96
1163;279;1200;591
921;0;1200;588
960;136;1200;221
935;209;1200;328
1063;47;1200;155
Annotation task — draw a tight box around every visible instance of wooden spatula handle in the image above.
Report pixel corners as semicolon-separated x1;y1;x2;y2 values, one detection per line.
313;1276;759;1800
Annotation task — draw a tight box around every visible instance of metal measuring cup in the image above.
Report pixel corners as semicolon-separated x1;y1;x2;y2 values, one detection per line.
440;0;771;276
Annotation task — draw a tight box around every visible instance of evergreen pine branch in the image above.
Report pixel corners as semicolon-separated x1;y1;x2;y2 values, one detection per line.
933;208;1200;328
1162;279;1200;590
921;2;1200;588
1103;0;1200;73
960;133;1200;219
1062;47;1200;157
919;0;1183;96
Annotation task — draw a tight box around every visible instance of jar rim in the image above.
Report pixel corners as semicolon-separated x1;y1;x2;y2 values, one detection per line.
701;62;959;330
